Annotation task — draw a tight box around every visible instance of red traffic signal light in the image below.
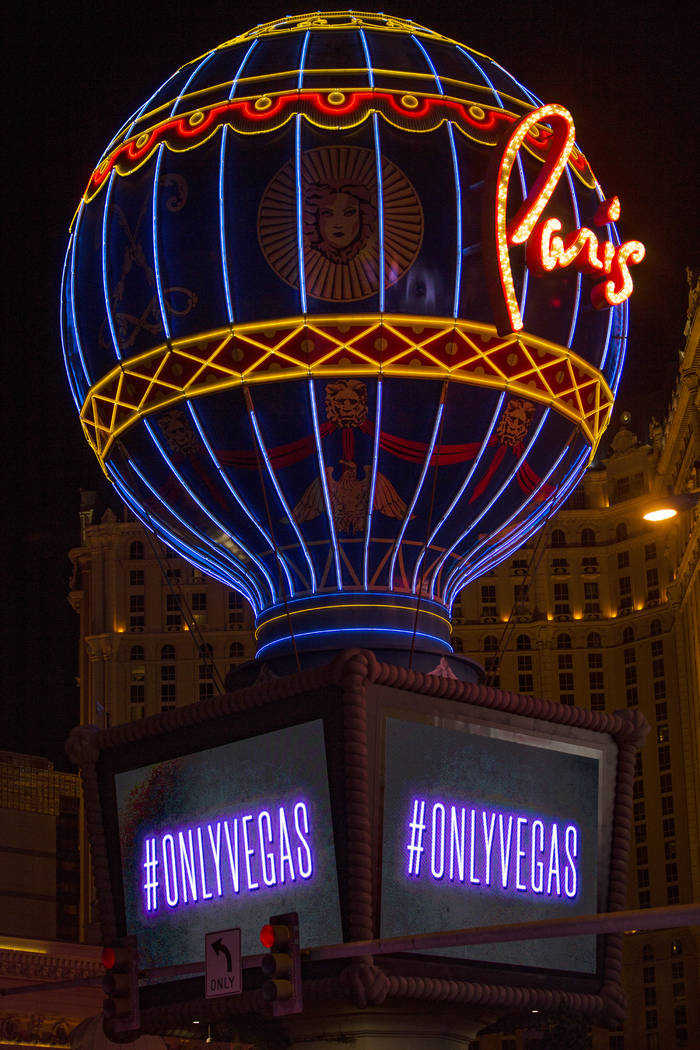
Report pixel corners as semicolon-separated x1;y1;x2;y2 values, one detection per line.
101;935;140;1035
259;912;302;1016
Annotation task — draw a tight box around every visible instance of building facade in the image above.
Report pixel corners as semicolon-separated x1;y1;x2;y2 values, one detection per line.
67;284;700;1049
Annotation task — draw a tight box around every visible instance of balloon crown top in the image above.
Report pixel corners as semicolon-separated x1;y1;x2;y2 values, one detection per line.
215;10;457;48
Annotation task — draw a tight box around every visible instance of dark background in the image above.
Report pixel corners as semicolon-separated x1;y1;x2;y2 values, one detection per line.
3;0;697;766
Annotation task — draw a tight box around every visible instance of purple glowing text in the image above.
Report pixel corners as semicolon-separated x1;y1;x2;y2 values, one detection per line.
142;800;314;914
406;797;580;899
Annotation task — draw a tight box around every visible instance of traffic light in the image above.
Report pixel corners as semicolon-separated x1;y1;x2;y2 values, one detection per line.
259;911;302;1016
101;935;140;1036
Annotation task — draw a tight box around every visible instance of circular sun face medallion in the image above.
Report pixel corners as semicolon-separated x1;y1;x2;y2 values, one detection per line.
258;146;424;302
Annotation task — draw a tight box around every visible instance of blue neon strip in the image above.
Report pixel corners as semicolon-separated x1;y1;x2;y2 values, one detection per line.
441;408;552;599
219;40;258;326
362;378;383;590
101;171;122;362
411;36;462;318
256;626;450;660
357;32;385;309
388;397;445;592
109;463;250;598
447;440;580;602
152;145;171;341
294;32;311;315
563;166;582;349
186;403;279;601
294;115;307;314
59;243;82;411
453;447;588;595
416;391;506;596
142;418;265;607
121;455;261;609
358;28;375;88
187;402;291;597
247;399;317;592
169;49;218;117
68;203;92;391
308;379;343;589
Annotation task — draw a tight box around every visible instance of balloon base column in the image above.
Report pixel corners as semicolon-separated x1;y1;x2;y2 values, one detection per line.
284;1002;492;1050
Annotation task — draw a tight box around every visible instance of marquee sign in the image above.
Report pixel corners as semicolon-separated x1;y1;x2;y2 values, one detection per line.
68;651;645;1027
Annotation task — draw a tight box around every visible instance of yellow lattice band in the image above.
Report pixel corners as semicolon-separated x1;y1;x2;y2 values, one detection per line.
81;315;613;466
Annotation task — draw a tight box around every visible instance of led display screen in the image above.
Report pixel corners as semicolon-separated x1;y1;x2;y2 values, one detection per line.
115;719;342;967
380;715;608;974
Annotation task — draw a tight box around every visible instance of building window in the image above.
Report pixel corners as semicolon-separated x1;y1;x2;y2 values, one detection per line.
674;1007;687;1026
516;634;531;650
616;522;628;541
554;582;570;614
645;542;656;560
665;840;677;860
552;558;568;573
130;645;144;661
660;773;673;794
559;673;574;691
646;568;659;600
663;817;676;838
129;684;145;719
129;594;144;629
639;890;650;909
667;885;680;905
518;674;534;693
644;1010;657;1030
582;555;598;569
160;682;176;710
557;633;571;649
228;591;244;626
653;679;666;700
671;960;684;979
643;986;656;1005
655;701;668;722
617;550;630;569
625;665;637;686
589;671;604;691
609;1037;624;1050
581;528;596;545
635;824;647;843
637;868;649;888
666;862;678;882
129;569;144;586
636;845;648;866
480;585;497;617
634;753;643;776
622;626;635;644
619;575;632;610
650;639;663;658
166;593;181;630
560;694;575;705
671;940;683;955
658;744;671;771
558;653;573;669
633;779;644;799
161;644;175;660
588;652;603;668
652;658;665;678
650;618;662;636
484;634;499;651
626;686;638;707
551;529;566;547
642;944;654;962
191;592;208;626
229;641;245;669
657;724;670;743
634;801;646;822
590;693;605;711
642;964;655;983
584;582;600;612
129;541;144;560
513;583;529;605
199;681;215;702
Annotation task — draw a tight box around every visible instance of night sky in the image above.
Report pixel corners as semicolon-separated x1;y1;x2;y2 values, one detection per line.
3;0;697;767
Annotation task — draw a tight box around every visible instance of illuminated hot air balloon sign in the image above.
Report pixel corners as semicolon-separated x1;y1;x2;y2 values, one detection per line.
61;11;643;662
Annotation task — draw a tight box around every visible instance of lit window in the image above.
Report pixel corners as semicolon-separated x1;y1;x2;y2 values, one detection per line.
657;724;670;743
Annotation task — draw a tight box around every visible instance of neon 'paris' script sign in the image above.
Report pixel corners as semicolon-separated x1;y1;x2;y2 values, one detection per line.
141;800;314;915
405;797;580;899
484;102;645;335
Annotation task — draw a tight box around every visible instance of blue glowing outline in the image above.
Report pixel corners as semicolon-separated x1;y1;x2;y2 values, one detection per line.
246;397;317;592
362;377;383;590
388;396;445;592
98;66;184;168
256;625;451;660
119;455;260;608
219;40;259;326
294;32;311;315
109;463;243;596
101;171;122;362
169;50;219;118
440;408;552;601
295;115;307;314
60;235;84;410
67;203;92;393
415;390;506;596
151;145;171;342
449;438;582;600
460;445;588;591
142;417;265;608
358;31;385;311
186;402;280;601
563;163;583;350
308;378;343;589
412;36;463;319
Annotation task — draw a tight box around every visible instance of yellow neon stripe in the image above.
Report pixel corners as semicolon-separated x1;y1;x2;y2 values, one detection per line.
80;315;613;465
254;600;452;640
